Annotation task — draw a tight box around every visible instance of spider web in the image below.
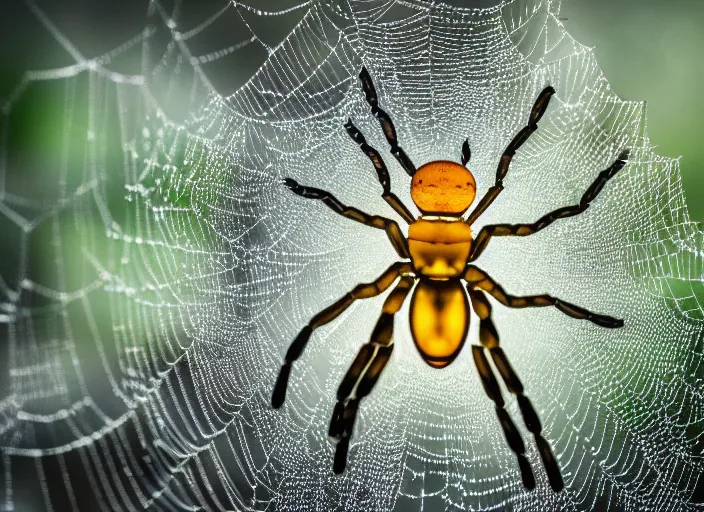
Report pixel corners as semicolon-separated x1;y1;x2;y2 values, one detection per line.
1;0;702;510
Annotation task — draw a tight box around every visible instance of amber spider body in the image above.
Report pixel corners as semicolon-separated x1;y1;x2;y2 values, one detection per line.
406;160;476;367
272;67;628;492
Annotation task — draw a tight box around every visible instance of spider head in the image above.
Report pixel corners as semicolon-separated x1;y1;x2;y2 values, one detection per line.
410;160;476;216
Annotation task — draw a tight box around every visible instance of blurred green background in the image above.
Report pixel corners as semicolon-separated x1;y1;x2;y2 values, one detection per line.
563;0;704;223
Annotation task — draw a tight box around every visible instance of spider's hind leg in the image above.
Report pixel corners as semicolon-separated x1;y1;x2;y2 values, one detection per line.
468;288;564;492
471;345;536;490
272;262;410;409
329;275;414;474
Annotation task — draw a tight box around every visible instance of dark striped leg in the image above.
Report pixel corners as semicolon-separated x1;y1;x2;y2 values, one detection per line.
468;288;564;492
283;178;410;258
344;119;415;224
358;66;417;176
469;151;630;260
272;262;412;409
464;265;624;328
471;345;536;490
328;276;415;474
465;86;555;226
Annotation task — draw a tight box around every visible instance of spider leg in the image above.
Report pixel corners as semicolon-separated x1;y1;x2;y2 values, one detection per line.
358;66;417;177
471;344;536;490
272;262;412;409
468;288;564;492
464;265;623;328
461;139;471;167
469;151;629;261
283;178;410;258
328;275;415;474
344;119;415;224
465;86;555;226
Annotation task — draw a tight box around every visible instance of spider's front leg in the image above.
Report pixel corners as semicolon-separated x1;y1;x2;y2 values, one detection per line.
344;119;415;224
283;178;410;258
271;262;412;408
328;275;415;474
467;287;563;492
469;151;629;261
358;66;417;177
465;85;555;226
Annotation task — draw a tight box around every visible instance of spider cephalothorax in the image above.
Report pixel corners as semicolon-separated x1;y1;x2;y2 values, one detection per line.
411;160;476;214
272;66;627;492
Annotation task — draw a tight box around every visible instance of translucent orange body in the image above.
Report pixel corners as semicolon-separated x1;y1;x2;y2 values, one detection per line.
408;218;472;278
408;217;473;368
411;160;476;215
407;161;477;368
410;279;469;368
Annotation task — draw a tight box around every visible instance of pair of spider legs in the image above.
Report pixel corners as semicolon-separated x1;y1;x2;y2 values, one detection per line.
466;282;563;491
272;259;622;489
271;262;412;473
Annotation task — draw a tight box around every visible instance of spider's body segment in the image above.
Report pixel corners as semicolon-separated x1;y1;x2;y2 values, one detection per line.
410;278;469;368
411;160;476;214
272;66;628;492
407;214;474;366
407;217;472;278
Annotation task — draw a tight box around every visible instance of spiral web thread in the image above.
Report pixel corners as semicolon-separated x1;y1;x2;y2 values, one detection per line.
0;0;702;510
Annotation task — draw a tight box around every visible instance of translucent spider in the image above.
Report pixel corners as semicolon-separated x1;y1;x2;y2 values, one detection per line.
272;67;627;492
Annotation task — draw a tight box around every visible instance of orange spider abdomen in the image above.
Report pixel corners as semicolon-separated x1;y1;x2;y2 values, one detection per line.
410;160;476;215
410;280;469;368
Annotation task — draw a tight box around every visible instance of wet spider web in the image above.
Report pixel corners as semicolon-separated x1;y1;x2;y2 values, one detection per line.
1;0;702;510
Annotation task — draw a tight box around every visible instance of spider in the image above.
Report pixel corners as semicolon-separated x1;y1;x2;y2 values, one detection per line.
272;67;627;492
